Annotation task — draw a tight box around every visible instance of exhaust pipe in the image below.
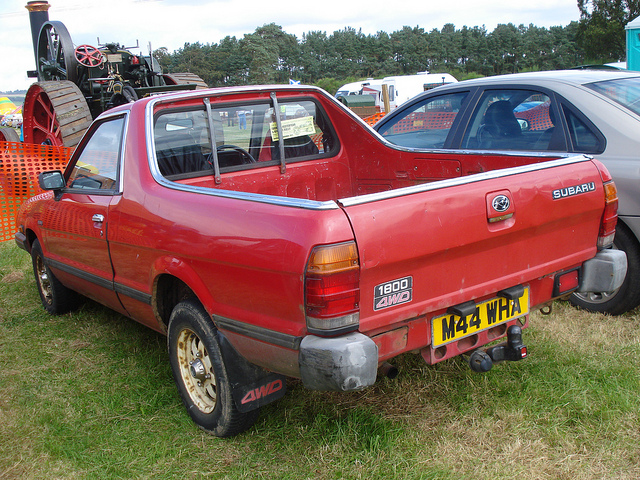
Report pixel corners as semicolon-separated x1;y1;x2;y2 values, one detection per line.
25;1;50;70
379;362;399;379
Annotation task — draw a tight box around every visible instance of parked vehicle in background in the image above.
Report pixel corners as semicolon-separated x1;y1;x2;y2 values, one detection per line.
335;78;383;98
15;84;624;437
336;73;458;112
374;70;640;315
381;72;458;110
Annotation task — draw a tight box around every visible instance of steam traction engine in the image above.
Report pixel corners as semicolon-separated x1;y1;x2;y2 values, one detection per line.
20;1;207;147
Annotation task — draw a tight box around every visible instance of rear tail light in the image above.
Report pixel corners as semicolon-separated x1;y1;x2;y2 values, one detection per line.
305;241;360;336
594;160;618;249
598;181;618;248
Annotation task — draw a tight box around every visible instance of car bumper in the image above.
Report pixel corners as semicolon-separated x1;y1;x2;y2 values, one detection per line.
14;232;28;252
299;333;378;391
578;249;627;293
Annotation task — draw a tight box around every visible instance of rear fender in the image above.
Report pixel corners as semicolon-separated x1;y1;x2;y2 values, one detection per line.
151;255;216;313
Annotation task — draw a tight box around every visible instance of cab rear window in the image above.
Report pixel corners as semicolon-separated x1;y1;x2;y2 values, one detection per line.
153;99;337;179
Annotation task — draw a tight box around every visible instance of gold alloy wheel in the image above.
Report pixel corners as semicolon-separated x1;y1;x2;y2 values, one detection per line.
176;328;217;413
35;256;53;306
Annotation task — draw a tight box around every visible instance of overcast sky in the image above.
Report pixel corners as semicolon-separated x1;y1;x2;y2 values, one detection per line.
0;0;580;92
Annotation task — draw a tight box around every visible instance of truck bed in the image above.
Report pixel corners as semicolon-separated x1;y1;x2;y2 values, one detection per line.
172;147;560;202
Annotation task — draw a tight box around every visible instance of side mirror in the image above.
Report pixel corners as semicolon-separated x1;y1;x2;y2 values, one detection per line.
38;171;65;191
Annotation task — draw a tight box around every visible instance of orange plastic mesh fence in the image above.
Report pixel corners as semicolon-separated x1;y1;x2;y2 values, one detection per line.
0;141;73;243
390;111;457;134
514;102;553;131
362;112;386;126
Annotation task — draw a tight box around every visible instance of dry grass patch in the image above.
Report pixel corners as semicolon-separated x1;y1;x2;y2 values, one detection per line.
533;301;640;350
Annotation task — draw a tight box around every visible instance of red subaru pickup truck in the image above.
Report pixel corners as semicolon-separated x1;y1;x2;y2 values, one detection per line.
15;85;626;437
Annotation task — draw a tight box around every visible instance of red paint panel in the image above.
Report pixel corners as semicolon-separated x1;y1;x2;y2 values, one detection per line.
342;159;604;333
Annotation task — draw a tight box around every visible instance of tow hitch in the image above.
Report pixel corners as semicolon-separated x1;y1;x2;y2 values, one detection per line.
468;325;527;373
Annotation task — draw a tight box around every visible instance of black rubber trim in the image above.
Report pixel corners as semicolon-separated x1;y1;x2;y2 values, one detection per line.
44;256;152;304
46;257;114;290
214;315;302;350
114;283;152;305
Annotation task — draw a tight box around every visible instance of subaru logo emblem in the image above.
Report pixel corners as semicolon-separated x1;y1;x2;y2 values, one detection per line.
492;194;510;213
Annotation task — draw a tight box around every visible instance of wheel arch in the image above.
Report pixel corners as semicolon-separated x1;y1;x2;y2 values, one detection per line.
151;257;217;333
617;216;640;249
21;228;39;253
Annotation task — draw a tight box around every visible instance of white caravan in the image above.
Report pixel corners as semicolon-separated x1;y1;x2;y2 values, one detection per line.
382;72;458;110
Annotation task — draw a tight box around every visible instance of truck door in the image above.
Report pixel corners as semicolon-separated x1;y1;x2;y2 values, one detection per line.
40;115;127;315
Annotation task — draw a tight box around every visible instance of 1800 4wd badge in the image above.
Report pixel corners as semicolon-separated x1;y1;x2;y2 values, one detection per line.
374;276;413;311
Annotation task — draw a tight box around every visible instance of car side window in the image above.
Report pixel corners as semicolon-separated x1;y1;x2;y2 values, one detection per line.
376;92;469;149
461;89;562;151
562;105;605;154
67;117;125;191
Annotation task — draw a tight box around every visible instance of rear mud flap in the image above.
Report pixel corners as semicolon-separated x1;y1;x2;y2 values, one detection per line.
217;331;287;413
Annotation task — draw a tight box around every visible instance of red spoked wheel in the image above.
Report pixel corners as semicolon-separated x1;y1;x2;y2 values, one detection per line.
23;81;92;147
75;45;105;68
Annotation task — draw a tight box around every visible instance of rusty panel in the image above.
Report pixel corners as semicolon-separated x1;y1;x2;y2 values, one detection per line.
0;141;73;242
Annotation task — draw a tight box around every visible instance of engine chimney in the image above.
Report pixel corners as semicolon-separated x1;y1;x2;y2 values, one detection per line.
25;1;50;70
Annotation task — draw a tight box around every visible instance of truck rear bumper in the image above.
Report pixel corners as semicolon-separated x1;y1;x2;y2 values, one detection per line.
299;333;378;391
578;249;627;293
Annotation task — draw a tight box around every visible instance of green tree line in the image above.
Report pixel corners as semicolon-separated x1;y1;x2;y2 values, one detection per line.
154;4;636;93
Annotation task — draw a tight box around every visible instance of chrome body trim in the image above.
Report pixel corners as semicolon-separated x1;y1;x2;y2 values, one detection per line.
338;155;593;207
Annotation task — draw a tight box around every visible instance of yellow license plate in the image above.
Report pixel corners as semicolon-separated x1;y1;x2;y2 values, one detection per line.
432;287;529;347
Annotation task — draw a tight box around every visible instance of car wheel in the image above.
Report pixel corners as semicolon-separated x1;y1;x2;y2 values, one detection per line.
167;299;259;437
31;239;79;314
570;224;640;315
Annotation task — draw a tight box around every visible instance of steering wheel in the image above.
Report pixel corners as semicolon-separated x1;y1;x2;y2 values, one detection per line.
217;144;256;164
75;45;105;68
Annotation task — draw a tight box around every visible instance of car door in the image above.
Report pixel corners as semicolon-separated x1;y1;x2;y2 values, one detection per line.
456;87;568;153
41;114;127;314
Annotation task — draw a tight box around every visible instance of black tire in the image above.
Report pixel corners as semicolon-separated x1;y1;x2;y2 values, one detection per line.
570;223;640;315
167;299;259;437
31;239;79;314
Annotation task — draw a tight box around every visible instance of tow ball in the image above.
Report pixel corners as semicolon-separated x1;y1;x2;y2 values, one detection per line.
468;325;527;373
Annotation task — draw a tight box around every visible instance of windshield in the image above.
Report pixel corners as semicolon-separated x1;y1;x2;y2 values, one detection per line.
587;77;640;116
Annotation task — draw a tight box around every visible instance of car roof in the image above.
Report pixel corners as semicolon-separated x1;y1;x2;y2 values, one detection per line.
431;69;640;91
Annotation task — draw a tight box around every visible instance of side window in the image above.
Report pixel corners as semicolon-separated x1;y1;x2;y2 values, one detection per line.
154;110;211;177
562;105;605;154
67;117;124;191
377;92;468;148
154;99;336;178
461;89;562;151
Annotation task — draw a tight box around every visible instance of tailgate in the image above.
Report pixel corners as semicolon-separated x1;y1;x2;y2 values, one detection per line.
338;156;604;333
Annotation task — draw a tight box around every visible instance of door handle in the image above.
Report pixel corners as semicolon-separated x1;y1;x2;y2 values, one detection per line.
92;214;105;223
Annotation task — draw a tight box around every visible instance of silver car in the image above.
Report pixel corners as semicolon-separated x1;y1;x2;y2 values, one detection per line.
374;70;640;315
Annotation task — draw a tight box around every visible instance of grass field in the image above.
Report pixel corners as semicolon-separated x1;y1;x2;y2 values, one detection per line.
1;240;639;479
